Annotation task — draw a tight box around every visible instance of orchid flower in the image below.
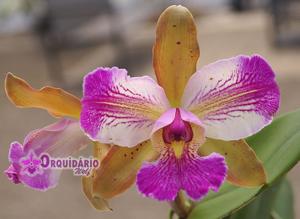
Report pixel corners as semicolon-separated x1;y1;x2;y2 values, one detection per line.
4;117;89;190
80;55;279;201
4;5;279;212
80;6;279;202
4;72;91;189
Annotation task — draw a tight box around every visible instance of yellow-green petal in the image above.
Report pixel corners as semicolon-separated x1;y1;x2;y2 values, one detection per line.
82;176;111;211
92;141;111;160
81;142;111;211
199;138;266;187
5;73;81;118
153;5;199;107
93;141;158;199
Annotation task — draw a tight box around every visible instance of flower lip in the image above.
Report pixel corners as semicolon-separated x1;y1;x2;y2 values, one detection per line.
162;108;193;144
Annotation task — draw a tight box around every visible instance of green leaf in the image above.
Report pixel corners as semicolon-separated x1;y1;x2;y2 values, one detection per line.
247;111;300;183
223;178;294;219
271;179;294;219
188;110;300;219
225;179;282;219
226;188;275;219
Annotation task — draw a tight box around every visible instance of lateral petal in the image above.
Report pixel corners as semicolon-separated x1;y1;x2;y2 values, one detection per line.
80;67;170;147
81;142;111;211
92;141;158;199
82;176;111;211
182;55;280;140
199;138;266;187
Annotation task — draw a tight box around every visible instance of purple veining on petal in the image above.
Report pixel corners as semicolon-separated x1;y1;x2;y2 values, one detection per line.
136;147;227;201
4;119;89;191
182;55;280;140
80;67;170;147
136;151;180;201
180;151;227;200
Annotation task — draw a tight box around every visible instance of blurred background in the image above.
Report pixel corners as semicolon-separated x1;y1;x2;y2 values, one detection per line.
0;0;299;218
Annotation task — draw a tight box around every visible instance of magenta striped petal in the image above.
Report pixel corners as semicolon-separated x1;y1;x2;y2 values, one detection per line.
136;151;180;201
137;146;227;201
4;119;89;191
182;55;280;140
180;152;227;200
80;67;170;147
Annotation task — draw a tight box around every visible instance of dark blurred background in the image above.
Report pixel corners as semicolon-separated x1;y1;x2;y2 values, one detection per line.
0;0;299;218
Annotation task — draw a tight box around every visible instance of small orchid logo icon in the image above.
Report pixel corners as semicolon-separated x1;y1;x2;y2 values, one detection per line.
20;151;43;177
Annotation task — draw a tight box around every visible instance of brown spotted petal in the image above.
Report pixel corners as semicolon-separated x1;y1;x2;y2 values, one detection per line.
153;5;199;106
199;138;266;187
92;141;159;199
82;142;111;211
82;176;111;211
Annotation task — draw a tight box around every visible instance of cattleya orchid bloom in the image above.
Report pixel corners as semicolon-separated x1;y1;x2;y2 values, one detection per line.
80;56;279;201
4;5;279;211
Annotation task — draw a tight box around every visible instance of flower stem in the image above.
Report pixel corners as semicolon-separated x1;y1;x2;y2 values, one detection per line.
170;191;193;219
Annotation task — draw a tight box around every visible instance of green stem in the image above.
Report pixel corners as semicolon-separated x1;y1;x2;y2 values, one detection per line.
170;191;193;219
